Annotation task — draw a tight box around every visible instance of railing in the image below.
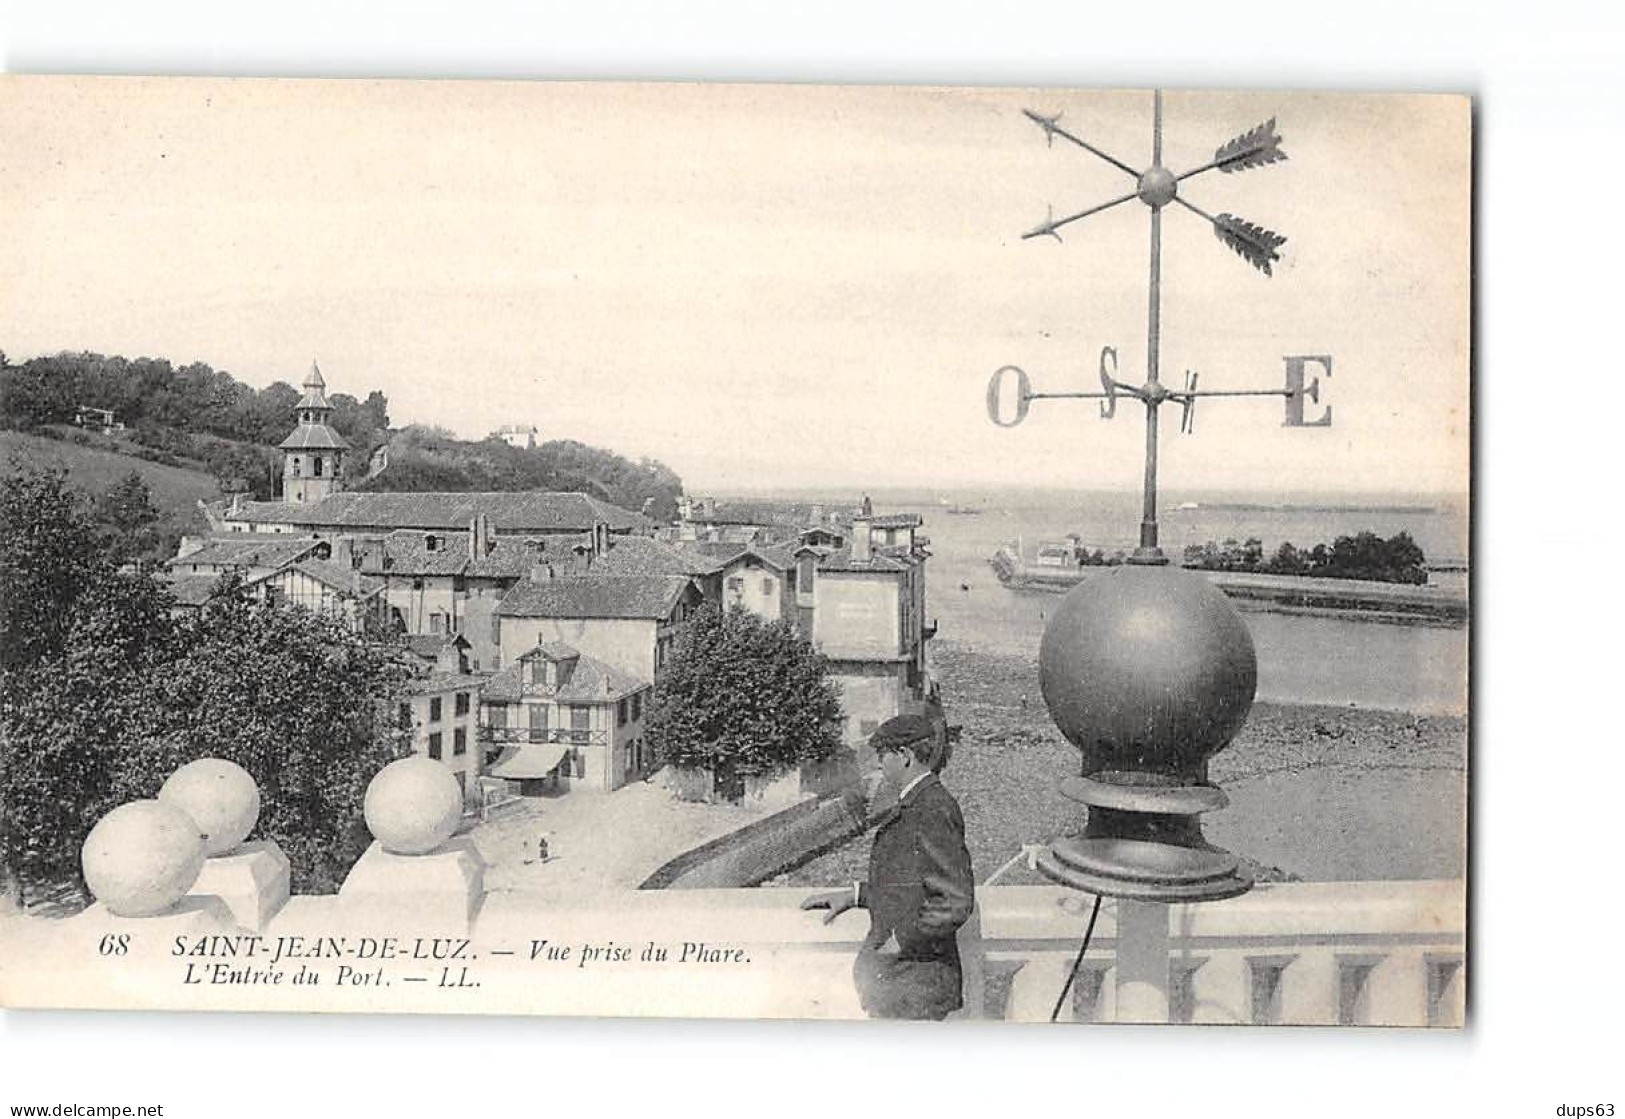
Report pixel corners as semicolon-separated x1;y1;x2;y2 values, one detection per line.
479;725;607;746
10;872;1464;1025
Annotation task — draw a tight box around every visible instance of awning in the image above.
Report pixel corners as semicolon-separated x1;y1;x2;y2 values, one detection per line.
487;743;571;779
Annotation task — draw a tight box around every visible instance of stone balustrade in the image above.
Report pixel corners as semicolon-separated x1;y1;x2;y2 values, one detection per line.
0;758;1464;1026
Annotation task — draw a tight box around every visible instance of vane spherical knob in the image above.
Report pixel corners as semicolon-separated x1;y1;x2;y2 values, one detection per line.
82;800;209;917
1039;566;1256;780
363;756;462;855
159;758;260;857
1137;165;1178;208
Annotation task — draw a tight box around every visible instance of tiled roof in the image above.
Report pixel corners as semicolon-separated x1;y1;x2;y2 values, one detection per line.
279;424;350;451
720;545;792;573
470;537;596;580
870;513;923;529
168;536;323;571
411;672;485;696
162;574;227;607
250;558;382;596
815;545;913;574
402;634;469;660
589;536;732;578
482;649;646;703
524;641;581;661
225;491;648;533
496;575;695;620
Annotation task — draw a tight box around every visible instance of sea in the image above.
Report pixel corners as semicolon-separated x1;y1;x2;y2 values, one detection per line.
736;486;1469;716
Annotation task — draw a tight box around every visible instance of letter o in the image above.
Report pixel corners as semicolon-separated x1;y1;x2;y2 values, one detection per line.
986;365;1032;428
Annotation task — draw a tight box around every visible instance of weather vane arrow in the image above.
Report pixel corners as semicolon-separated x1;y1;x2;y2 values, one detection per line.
990;90;1333;564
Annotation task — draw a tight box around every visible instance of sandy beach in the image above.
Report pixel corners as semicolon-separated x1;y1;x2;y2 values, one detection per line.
776;639;1467;886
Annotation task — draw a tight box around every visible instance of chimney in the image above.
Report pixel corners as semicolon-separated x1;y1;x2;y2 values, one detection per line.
852;514;872;563
592;521;610;558
332;536;356;570
468;514;492;560
230;492;246;515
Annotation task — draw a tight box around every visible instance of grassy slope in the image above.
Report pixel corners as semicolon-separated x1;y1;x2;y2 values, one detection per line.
1;430;220;527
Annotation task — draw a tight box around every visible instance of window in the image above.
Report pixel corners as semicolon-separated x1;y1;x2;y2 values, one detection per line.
453;727;467;756
569;705;591;743
291;457;302;477
426;535;438;552
617;699;628;727
429;697;443;722
487;703;509;730
312;456;323;478
454;692;470;717
625;740;635;770
631;692;642;721
762;577;774;595
412;577;424;590
397;702;412;730
528;704;549;742
429;613;445;634
427;732;443;760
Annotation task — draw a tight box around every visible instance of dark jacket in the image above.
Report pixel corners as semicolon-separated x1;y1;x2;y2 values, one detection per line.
854;773;975;1019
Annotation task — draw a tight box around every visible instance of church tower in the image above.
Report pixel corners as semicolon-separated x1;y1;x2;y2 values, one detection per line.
280;362;349;503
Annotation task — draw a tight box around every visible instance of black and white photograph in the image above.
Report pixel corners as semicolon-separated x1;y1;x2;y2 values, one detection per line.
0;75;1469;1027
0;13;1611;1112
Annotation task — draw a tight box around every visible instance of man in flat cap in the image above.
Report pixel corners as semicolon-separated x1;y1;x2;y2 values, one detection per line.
801;712;975;1020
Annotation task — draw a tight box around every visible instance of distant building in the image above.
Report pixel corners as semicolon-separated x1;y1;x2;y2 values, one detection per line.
218;490;650;537
700;509;935;745
74;405;124;434
280;363;349;504
492;424;539;450
480;641;653;794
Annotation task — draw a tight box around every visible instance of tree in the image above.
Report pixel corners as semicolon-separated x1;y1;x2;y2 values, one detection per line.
0;461;104;675
1;463;414;901
94;471;164;568
646;604;842;795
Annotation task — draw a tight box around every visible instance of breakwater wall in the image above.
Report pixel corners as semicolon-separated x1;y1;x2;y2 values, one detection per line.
990;546;1467;625
641;785;871;890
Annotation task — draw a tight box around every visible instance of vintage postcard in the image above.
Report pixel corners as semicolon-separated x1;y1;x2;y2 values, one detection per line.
0;77;1469;1025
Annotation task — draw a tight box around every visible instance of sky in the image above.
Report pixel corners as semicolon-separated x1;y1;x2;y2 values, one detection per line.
0;78;1470;495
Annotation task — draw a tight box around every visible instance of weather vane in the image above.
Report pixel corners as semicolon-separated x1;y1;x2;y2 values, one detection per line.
986;89;1333;563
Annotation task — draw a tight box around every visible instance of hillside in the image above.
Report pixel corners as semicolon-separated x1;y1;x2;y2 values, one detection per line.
0;431;219;531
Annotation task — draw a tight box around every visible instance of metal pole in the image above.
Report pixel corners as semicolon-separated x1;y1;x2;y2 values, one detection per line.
1138;90;1164;559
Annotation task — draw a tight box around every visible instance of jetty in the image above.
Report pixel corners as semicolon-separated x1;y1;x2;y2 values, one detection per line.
990;544;1467;625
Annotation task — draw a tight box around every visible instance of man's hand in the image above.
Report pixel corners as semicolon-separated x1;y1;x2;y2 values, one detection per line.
800;890;857;925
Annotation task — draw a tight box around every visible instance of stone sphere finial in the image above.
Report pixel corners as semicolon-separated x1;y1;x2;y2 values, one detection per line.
1039;565;1257;781
82;800;208;917
159;758;261;857
363;757;462;855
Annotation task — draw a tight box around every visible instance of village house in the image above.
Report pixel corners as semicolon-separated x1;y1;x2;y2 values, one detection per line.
241;558;388;632
492;423;540;449
480;641;652;794
397;639;486;807
492;574;703;679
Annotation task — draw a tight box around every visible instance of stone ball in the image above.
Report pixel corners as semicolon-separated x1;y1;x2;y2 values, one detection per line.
81;800;208;917
363;756;462;855
1039;565;1257;780
159;758;260;856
